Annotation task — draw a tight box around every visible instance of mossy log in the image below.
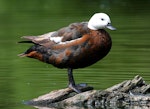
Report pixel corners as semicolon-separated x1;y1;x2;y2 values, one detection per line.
25;75;150;109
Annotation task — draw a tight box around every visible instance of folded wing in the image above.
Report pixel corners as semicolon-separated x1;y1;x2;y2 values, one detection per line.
20;22;88;48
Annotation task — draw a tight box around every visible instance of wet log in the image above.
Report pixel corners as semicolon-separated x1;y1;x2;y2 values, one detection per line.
25;75;150;109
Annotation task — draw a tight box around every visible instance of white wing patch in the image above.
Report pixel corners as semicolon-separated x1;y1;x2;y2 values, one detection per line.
59;37;82;44
50;36;63;43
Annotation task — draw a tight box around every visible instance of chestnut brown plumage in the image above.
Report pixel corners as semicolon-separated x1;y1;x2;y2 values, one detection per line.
19;13;116;93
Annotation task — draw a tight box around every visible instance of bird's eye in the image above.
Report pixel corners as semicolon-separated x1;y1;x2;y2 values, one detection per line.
101;18;104;21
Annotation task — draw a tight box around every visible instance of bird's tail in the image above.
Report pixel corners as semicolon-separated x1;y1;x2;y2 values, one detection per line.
18;53;27;57
18;41;33;44
18;40;33;57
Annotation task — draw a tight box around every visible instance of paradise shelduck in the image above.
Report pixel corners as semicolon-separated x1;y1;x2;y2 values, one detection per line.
19;13;116;93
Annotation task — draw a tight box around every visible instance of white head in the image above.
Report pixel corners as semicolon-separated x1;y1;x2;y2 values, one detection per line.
88;13;116;30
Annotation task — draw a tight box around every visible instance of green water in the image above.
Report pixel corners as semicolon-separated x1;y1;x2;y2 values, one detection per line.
0;0;150;109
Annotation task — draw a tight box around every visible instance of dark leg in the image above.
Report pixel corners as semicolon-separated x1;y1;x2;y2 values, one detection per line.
68;68;81;93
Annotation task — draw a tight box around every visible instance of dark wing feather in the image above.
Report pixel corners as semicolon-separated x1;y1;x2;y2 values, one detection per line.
20;31;56;47
20;22;89;48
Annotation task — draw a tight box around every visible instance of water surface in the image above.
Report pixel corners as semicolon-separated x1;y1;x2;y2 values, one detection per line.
0;0;150;109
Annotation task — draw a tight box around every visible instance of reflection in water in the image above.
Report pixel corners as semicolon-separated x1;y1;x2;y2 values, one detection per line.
0;0;150;109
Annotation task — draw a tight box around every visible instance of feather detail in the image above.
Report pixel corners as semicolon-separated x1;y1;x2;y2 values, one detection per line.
18;53;27;57
18;41;33;43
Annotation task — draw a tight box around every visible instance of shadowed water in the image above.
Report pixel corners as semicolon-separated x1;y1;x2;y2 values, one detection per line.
0;0;150;109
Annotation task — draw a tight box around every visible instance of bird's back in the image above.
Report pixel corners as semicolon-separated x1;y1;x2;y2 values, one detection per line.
19;22;112;69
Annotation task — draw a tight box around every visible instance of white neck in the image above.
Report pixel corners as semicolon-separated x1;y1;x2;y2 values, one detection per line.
87;23;98;30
